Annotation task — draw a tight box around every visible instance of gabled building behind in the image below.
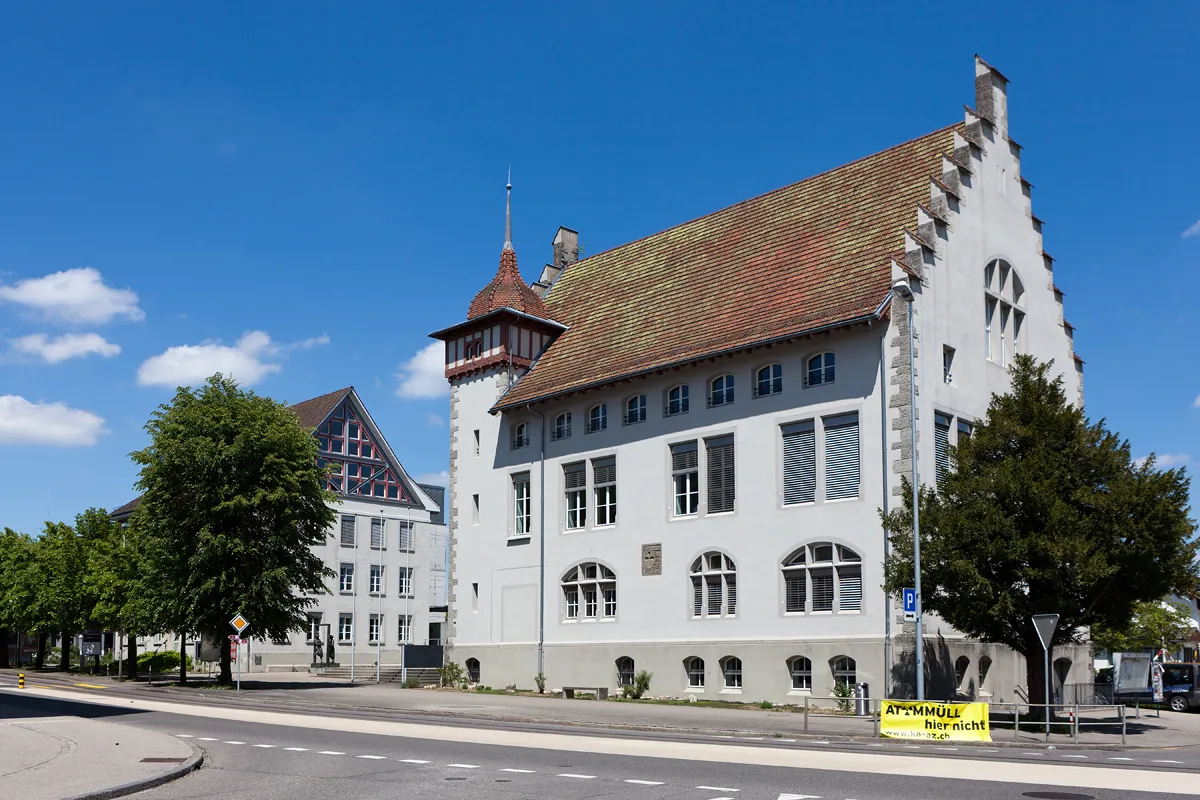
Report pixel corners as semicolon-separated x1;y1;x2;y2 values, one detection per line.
434;58;1090;703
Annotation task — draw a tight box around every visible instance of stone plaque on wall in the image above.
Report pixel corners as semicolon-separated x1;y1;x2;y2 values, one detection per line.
641;543;662;576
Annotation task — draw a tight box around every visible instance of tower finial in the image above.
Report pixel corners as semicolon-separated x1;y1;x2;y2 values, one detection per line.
503;167;513;252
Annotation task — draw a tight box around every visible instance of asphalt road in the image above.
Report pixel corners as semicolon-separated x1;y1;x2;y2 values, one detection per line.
2;690;1195;800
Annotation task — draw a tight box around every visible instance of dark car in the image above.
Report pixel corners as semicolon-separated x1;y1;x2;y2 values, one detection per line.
1161;663;1199;713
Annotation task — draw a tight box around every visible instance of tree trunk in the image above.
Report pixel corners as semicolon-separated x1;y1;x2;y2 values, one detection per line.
60;629;72;671
0;628;9;668
179;634;187;685
219;636;232;684
127;633;138;679
35;631;48;669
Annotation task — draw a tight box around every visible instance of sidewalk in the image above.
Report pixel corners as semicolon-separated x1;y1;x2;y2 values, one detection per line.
0;714;200;800
29;668;1200;749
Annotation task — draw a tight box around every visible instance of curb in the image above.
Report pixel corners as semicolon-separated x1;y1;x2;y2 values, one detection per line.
63;741;204;800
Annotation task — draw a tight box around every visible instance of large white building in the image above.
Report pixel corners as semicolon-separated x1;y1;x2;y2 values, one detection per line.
433;58;1090;704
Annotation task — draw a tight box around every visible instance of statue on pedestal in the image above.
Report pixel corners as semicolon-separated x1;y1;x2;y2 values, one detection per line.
325;633;336;664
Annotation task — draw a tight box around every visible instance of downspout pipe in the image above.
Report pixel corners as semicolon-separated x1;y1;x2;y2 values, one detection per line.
880;329;892;700
529;406;547;681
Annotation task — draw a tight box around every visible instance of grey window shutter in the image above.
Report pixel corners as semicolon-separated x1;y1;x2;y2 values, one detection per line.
781;421;816;504
672;441;698;472
564;462;586;489
935;412;952;487
371;518;384;548
811;569;834;611
340;516;356;545
725;574;737;615
705;436;735;513
839;566;862;611
593;457;616;485
691;576;703;616
785;573;806;612
823;413;860;500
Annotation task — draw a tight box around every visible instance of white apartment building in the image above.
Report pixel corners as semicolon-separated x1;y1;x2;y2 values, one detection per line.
114;386;448;671
433;58;1091;704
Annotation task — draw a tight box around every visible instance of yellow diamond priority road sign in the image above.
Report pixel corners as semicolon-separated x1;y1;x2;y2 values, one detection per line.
229;613;250;635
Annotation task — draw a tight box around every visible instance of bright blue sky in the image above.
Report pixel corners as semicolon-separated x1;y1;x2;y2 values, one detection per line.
2;2;1197;534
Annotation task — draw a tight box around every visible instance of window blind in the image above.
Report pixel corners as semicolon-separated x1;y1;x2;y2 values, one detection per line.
785;572;806;612
824;413;860;500
811;569;834;611
934;412;952;487
706;436;735;513
839;566;862;611
781;421;816;504
564;463;586;489
370;518;384;549
340;515;356;546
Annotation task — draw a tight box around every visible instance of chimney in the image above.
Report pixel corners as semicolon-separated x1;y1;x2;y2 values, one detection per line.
974;55;1009;139
551;226;580;268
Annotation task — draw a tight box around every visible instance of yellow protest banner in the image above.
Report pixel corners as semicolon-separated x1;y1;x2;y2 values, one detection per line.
880;700;991;742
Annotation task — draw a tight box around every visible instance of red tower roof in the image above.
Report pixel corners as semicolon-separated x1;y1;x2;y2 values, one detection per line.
467;247;549;320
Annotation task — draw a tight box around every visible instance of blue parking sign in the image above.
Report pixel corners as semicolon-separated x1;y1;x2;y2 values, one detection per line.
902;588;917;620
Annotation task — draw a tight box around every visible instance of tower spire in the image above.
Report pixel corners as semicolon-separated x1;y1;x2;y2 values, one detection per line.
503;167;513;252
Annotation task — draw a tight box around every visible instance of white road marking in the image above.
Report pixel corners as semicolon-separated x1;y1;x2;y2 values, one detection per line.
318;751;345;755
1108;757;1134;761
175;734;194;738
197;737;218;741
743;737;764;741
1063;755;1088;759
1023;752;1045;756
557;773;596;779
223;741;245;745
284;747;309;752
623;779;664;785
779;739;796;743
1154;760;1184;764
812;741;829;744
902;745;920;749
696;786;739;793
399;759;430;764
935;747;958;751
447;763;479;769
252;744;276;748
500;768;536;773
357;755;388;759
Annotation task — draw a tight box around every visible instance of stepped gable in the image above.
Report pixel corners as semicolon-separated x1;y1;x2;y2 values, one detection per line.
494;123;965;411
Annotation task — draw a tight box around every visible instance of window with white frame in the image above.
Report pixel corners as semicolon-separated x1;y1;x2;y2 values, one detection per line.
339;563;354;593
511;421;530;449
625;394;647;425
562;562;616;621
616;656;635;687
705;435;735;514
564;462;587;530
369;564;383;595
398;566;413;596
832;655;857;687
397;614;411;643
934;412;952;488
587;404;608;433
593;456;617;525
552;412;572;441
512;472;531;536
370;517;385;549
806;352;835;386
709;374;734;407
721;656;743;689
686;656;705;688
665;384;690;416
943;345;955;384
671;441;699;516
823;412;860;500
473;429;480;456
691;552;737;618
340;515;356;546
398;520;414;551
369;614;382;644
781;543;862;613
985;259;1024;364
338;613;353;642
957;418;973;440
307;613;322;643
781;420;816;505
755;363;783;397
789;656;813;690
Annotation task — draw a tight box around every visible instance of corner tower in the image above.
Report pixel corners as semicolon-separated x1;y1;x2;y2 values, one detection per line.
429;179;565;660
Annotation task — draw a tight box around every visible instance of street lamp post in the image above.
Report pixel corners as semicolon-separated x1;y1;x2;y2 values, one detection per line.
892;279;924;701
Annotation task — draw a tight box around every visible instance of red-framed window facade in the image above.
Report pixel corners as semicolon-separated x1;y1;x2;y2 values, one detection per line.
315;402;413;502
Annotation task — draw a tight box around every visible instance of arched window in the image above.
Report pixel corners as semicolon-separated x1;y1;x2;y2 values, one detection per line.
587;403;608;433
562;562;616;621
511;421;529;449
755;364;783;397
466;657;480;684
666;384;690;416
955;655;970;689
616;656;635;687
552;412;572;441
721;656;743;689
806;353;835;387
781;543;862;614
984;259;1024;365
709;374;735;407
690;552;737;618
789;656;812;691
625;394;647;425
831;656;856;687
979;655;993;688
685;656;705;688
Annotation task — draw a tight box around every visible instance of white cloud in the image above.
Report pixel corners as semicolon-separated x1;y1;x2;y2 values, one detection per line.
11;332;121;363
425;413;444;427
415;470;449;487
1134;453;1191;469
0;267;144;325
290;334;330;350
0;395;107;446
137;330;283;387
1183;220;1200;239
396;341;448;399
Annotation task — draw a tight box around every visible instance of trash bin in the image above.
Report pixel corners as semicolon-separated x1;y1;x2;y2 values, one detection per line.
855;682;870;716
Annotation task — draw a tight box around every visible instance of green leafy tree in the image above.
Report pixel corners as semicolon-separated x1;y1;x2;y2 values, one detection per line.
883;356;1198;708
40;521;93;670
0;529;41;667
132;375;335;683
1091;599;1194;654
83;509;152;675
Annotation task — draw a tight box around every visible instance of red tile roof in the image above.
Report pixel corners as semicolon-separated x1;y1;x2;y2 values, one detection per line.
495;124;960;410
291;386;352;429
468;248;550;320
110;496;142;518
